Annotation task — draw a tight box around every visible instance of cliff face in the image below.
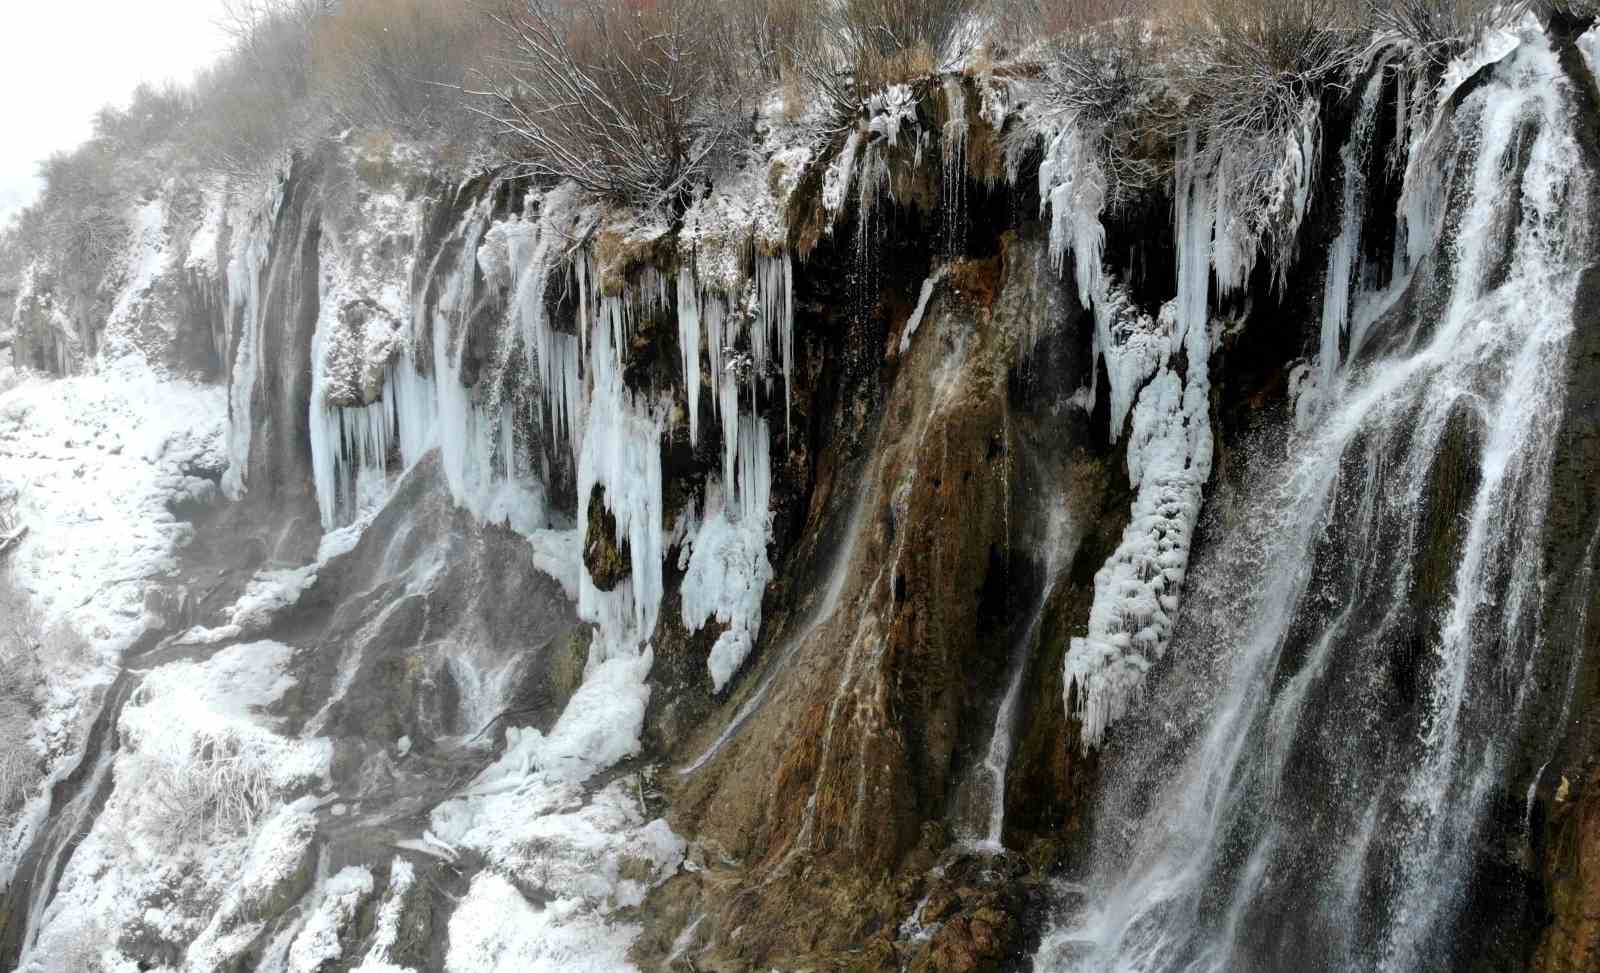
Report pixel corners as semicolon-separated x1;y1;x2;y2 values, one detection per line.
4;16;1600;973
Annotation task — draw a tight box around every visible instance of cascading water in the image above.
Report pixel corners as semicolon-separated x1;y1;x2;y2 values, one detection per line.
953;502;1074;849
1035;34;1588;973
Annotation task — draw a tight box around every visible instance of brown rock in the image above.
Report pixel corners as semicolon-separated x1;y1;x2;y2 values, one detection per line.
583;484;631;590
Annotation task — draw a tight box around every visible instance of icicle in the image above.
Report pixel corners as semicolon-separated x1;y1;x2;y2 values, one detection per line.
823;131;863;218
221;180;285;500
677;268;704;444
899;268;947;356
577;311;666;657
681;416;774;693
754;254;795;437
1319;62;1390;389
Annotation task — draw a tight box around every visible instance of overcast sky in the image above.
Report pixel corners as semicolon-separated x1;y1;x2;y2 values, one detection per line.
0;0;231;226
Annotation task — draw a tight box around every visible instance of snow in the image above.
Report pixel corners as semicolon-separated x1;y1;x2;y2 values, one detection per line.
680;425;774;692
679;169;785;294
185;799;320;970
474;648;654;785
446;873;640;973
21;638;331;973
121;641;331;799
351;859;417;971
286;866;374;972
185;183;229;276
429;664;682;972
102;196;172;350
0;355;227;888
0;359;224;655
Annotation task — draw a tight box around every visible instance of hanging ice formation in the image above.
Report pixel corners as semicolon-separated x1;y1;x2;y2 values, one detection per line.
1026;125;1242;748
221;179;286;500
295;173;797;687
1317;58;1393;394
673;245;794;688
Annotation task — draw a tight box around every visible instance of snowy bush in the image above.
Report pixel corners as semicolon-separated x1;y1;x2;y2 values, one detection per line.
30;146;129;286
484;0;746;208
1366;0;1515;64
119;642;330;847
1036;3;1166;207
0;572;41;831
135;732;280;841
30;918;111;973
796;0;980;117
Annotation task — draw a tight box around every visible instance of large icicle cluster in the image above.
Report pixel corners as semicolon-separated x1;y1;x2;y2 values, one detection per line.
297;166;797;689
671;246;792;690
1060;134;1217;748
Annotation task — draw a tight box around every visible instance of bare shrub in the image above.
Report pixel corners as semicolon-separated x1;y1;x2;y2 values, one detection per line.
1035;0;1168;204
1365;0;1521;65
483;0;744;208
797;0;980;117
1143;0;1364;283
140;732;277;842
716;0;826;85
310;0;507;142
0;570;42;830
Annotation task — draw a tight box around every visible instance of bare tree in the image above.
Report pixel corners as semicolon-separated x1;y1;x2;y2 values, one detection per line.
310;0;508;141
481;0;744;209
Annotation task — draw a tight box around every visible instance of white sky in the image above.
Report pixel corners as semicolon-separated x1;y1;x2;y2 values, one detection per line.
0;0;232;226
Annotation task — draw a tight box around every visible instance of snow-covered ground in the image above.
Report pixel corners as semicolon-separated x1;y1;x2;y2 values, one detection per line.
0;359;224;655
0;353;226;889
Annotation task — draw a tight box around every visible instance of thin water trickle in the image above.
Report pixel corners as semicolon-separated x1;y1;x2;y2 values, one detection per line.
954;503;1074;850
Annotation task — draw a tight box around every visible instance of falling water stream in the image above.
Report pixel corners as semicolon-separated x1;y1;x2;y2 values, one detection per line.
955;503;1074;849
1035;35;1589;973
